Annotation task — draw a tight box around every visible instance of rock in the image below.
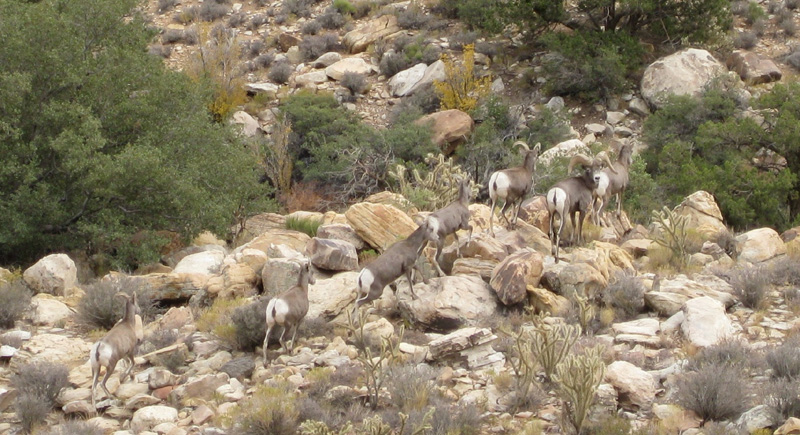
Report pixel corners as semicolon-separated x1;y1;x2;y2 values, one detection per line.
219;357;255;380
317;223;365;250
130;405;179;433
325;57;373;81
125;394;160;411
398;275;500;332
192;404;215;425
207;262;260;299
736;404;777;433
388;63;427;97
230;111;260;137
641;48;727;109
169;373;229;402
62;400;95;417
14;333;91;368
775;417;800;435
612;318;660;346
606;111;626;125
490;249;544;305
262;258;302;297
426;327;504;369
244;82;279;97
656;274;735;310
240;228;311;255
343;15;401;53
645;291;689;317
605;361;656;410
736;227;787;264
173;250;225;275
451;258;498;281
239;212;286;236
527;286;570;316
621;238;655;258
29;294;73;326
295;70;329;87
652;404;702;432
359;317;394;347
23;253;77;296
727;50;782;85
414;109;474;154
307;271;358;320
628;97;650;117
345;202;417;251
307;237;358;271
406;60;446;96
148;369;183;390
439;233;509;275
681;296;734;347
537;139;589;167
311;52;342;68
668;191;727;239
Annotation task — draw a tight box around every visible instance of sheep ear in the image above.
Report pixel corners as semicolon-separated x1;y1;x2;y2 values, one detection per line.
412;214;424;226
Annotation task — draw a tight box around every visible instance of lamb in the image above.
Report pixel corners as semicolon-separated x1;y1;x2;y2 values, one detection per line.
351;219;439;318
89;292;140;409
263;260;315;364
427;178;473;276
488;141;542;237
546;153;613;263
592;142;634;226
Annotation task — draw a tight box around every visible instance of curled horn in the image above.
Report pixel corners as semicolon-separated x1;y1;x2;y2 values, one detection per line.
568;154;594;174
513;141;530;152
595;151;617;174
532;142;541;155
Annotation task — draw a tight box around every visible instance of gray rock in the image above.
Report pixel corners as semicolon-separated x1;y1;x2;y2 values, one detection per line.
23;253;77;296
641;48;726;109
312;52;342;68
399;275;500;332
681;296;734;347
317;223;365;250
307;237;358;271
219;357;255;380
388;63;427;97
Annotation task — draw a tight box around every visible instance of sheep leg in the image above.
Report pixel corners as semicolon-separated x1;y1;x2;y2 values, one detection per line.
91;367;101;409
465;223;473;248
433;237;446;277
569;211;579;246
499;200;513;228
99;361;117;401
489;199;497;236
511;200;523;229
555;213;565;263
576;211;585;246
278;326;288;351
406;267;419;299
615;190;624;218
121;355;135;384
263;324;273;364
289;322;301;352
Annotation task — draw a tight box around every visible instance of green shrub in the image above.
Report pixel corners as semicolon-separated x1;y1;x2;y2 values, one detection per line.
16;393;51;434
0;280;32;329
676;362;749;423
745;1;768;25
268;61;293;84
77;276;155;330
602;271;645;321
341;72;367;96
317;8;346;30
730;265;771;310
234;383;299;435
767;336;800;379
12;361;70;407
39;421;105;435
539;30;644;102
231;297;269;352
285;216;322;237
332;0;356;14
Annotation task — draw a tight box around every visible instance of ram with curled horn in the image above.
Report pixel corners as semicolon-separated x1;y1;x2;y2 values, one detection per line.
546;151;612;263
487;140;542;237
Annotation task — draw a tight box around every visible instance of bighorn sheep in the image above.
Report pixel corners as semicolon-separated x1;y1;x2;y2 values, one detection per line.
488;141;542;237
90;292;140;409
592;142;633;226
351;220;439;318
427;178;473;276
263;260;315;363
546;152;613;263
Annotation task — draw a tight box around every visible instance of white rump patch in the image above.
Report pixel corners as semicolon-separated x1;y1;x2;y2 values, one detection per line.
547;188;567;213
428;216;440;236
267;298;290;325
489;172;510;200
93;342;114;366
357;269;374;302
595;173;610;196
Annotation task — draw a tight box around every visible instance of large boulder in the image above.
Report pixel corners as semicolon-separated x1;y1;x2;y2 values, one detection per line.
122;272;208;303
307;237;358;271
345;202;417;251
490;249;544;305
645;274;734;316
239;229;311;255
343;15;401;53
307;271;359;320
29;294;73;326
439;233;509;275
262;258;302;297
537;139;589;167
736;227;786;264
663;191;726;240
388;63;427;97
726;50;782;85
317;223;365;250
130;405;178;433
527;286;570;316
406;60;446;96
325;57;374;81
398;275;500;332
681;296;734;347
23;253;77;296
605;361;656;411
543;242;634;298
414;109;474;154
641;48;727;109
231;111;260;137
205;263;260;299
173;250;225;275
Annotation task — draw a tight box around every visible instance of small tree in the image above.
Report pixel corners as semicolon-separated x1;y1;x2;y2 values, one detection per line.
434;44;490;112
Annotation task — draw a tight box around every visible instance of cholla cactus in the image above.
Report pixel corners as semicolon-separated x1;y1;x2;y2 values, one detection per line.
554;347;606;434
652;205;689;268
528;316;581;381
389;153;480;211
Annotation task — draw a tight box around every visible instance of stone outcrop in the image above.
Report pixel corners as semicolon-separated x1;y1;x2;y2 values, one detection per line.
398;275;500;331
306;237;358;271
736;227;787;264
726;50;782;85
414;109;474;154
344;202;417;251
641;48;727;109
490;249;543;305
23;253;77;296
681;296;734;347
342;15;401;53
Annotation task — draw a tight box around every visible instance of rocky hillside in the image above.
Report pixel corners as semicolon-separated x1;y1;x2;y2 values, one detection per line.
4;0;800;434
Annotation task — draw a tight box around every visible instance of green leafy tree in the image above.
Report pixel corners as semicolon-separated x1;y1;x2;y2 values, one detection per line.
0;0;273;267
